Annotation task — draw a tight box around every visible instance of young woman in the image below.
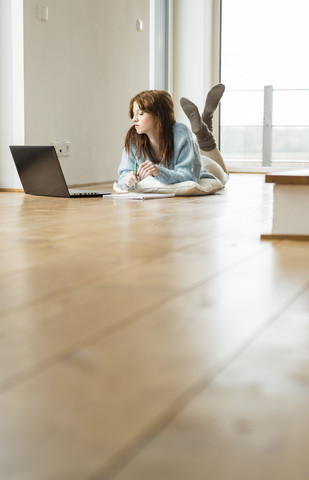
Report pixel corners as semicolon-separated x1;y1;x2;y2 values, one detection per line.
117;85;229;190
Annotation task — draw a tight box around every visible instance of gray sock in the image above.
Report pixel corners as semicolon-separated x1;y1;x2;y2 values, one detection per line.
180;97;216;151
180;97;202;134
202;83;225;132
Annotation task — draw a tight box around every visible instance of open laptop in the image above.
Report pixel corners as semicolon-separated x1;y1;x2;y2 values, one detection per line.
9;145;111;197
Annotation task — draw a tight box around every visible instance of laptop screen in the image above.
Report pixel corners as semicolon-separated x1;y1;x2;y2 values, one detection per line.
9;146;70;197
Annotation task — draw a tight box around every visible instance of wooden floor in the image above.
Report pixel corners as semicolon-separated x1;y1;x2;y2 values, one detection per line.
1;174;309;480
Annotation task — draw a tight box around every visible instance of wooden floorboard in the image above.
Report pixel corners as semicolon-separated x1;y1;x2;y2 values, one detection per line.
0;174;308;479
109;285;309;480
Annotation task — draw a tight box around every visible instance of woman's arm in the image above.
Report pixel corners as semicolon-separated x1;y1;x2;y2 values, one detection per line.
117;149;137;190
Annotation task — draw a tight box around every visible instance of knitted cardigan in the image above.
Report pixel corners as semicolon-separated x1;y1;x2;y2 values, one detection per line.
117;122;214;190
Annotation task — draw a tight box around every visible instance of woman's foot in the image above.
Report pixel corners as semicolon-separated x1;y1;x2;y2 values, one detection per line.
179;98;202;134
202;83;225;132
180;97;216;151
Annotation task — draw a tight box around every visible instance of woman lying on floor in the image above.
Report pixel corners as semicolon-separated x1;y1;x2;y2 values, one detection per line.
117;84;229;191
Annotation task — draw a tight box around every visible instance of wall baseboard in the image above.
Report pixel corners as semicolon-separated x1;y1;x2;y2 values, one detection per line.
261;233;309;241
1;181;115;193
0;188;24;192
67;181;114;188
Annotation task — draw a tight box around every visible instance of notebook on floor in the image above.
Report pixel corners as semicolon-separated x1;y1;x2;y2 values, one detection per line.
103;192;175;200
9;145;111;198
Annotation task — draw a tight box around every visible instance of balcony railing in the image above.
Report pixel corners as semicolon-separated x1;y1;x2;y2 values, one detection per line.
220;87;309;167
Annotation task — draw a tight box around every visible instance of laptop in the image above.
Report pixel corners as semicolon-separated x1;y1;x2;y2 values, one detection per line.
9;145;111;197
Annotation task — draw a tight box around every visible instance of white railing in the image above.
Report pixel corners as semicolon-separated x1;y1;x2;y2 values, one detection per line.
220;87;309;167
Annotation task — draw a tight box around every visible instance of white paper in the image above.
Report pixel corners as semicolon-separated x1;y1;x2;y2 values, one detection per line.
103;192;175;200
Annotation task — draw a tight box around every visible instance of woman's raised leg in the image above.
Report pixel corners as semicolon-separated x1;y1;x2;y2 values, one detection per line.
180;84;229;177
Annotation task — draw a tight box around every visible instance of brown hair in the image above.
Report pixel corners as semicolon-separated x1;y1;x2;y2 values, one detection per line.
124;90;176;168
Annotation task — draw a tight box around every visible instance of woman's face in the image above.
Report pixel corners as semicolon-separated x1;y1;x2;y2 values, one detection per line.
132;102;156;136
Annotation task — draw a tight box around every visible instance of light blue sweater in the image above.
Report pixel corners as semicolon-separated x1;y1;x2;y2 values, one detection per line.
117;122;215;189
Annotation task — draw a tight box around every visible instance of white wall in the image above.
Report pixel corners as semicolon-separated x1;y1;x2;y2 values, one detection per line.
2;0;219;188
172;0;220;135
23;0;150;185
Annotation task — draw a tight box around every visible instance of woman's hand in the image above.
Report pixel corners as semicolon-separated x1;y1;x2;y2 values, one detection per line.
137;161;159;179
123;171;139;188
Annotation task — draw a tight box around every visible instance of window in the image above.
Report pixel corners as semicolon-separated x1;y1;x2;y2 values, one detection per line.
150;0;170;91
220;0;309;169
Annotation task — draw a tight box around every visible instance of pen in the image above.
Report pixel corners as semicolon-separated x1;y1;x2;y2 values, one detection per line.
134;161;138;189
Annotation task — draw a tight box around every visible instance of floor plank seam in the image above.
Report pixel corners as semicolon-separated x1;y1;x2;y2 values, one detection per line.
1;224;270;319
0;241;276;395
85;280;309;480
0;208;272;291
0;266;130;318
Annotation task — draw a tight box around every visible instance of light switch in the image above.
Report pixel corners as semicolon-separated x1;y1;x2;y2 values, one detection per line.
136;19;143;32
38;5;48;22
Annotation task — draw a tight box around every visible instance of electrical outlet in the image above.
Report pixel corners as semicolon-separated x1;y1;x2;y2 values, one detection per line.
53;141;71;156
